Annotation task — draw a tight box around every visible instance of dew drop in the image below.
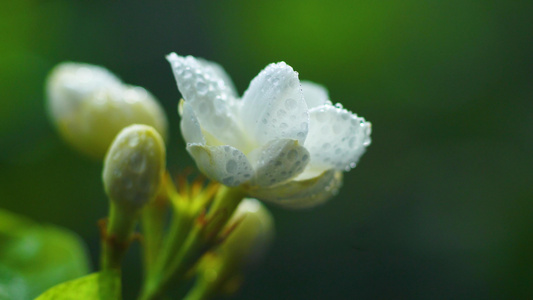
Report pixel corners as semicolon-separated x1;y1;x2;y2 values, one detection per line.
129;152;147;173
344;162;356;171
335;103;343;109
277;109;287;117
226;159;237;174
302;154;309;161
128;136;140;147
196;81;208;95
223;176;234;185
287;149;297;160
183;70;192;79
280;122;288;129
341;112;350;120
322;143;331;150
284;98;297;110
262;118;268;124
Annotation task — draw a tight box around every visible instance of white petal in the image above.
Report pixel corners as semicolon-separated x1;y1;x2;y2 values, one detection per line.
167;53;247;149
187;144;254;187
301;81;330;109
248;139;310;187
180;101;205;145
249;170;343;209
241;62;309;146
196;57;238;98
304;104;371;171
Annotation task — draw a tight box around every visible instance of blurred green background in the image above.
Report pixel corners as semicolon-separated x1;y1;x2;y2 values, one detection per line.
1;0;532;299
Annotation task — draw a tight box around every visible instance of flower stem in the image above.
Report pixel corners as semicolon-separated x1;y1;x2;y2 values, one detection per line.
182;279;212;300
138;186;246;300
101;202;138;270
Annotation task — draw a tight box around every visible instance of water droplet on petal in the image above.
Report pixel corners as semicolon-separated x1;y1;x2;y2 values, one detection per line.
287;149;297;160
196;81;208;94
285;98;297;110
226;159;237;174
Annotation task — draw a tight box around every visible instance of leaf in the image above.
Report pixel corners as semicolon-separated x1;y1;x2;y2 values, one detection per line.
0;209;90;299
35;271;121;300
0;266;30;300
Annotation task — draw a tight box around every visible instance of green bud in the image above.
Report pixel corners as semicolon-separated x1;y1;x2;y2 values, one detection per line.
46;62;168;159
103;124;166;210
188;199;274;299
221;198;274;266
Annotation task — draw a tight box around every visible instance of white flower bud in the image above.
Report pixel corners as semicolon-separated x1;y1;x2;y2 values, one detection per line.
46;62;168;159
102;124;166;210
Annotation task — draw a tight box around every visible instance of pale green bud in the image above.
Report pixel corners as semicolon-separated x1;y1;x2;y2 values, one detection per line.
46;62;168;159
103;124;166;210
191;199;274;298
221;198;275;266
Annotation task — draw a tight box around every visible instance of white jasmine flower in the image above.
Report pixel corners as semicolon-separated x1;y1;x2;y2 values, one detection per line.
167;53;371;208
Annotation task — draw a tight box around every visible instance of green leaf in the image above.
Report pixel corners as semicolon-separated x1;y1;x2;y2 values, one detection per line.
0;266;30;300
0;209;90;299
35;271;121;300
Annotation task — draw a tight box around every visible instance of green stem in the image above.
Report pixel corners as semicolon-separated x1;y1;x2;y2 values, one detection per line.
138;186;246;300
101;202;138;270
141;197;167;277
183;279;212;300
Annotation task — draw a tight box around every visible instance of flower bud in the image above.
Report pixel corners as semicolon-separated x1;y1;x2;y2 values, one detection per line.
190;198;274;298
221;198;274;266
103;124;166;210
46;62;168;159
